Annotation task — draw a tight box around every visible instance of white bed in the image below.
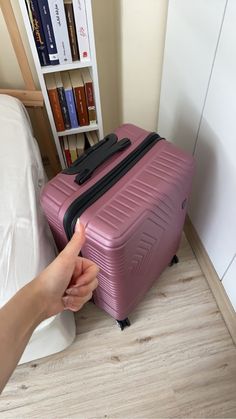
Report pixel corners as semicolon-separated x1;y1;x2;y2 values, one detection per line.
0;95;75;363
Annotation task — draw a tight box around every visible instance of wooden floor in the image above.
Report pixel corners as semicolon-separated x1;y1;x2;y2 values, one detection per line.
1;235;236;418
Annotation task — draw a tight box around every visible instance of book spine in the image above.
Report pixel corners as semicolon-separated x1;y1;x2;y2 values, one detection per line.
73;86;89;126
57;87;71;129
84;81;97;124
68;143;77;162
64;2;79;61
87;108;97;124
37;0;60;65
59;137;67;166
28;0;50;66
47;89;65;131
65;89;79;128
72;0;90;61
48;0;72;64
63;137;72;166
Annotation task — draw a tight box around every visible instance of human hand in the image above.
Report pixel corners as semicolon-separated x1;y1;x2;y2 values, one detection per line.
36;220;99;320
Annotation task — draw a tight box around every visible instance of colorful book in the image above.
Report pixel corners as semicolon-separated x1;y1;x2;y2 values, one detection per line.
48;0;72;65
63;136;72;166
72;0;90;61
68;134;78;162
76;133;85;156
64;0;79;61
37;0;59;65
81;68;97;124
45;73;65;132
27;0;50;66
61;71;79;128
69;69;89;126
54;72;71;129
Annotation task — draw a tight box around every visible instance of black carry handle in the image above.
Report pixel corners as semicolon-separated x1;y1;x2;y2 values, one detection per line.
62;133;118;175
75;137;131;185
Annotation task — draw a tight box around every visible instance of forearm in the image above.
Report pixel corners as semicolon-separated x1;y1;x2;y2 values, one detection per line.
0;279;45;393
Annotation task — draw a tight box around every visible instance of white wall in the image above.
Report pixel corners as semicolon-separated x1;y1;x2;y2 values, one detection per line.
158;0;227;152
91;0;120;134
120;0;168;131
158;0;236;311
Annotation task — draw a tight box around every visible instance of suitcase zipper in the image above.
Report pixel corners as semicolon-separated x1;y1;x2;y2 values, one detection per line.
63;132;163;239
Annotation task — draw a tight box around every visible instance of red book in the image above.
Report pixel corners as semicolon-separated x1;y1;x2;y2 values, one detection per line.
45;74;65;132
63;136;72;166
69;69;89;126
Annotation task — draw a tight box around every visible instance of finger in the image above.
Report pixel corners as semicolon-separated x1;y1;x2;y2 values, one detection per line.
62;292;93;312
71;264;99;287
62;220;85;259
66;278;98;297
81;257;99;271
70;257;99;278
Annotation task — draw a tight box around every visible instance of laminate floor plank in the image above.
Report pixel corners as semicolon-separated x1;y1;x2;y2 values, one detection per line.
1;235;236;418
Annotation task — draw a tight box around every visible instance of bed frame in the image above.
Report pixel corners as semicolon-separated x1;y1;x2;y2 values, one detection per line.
0;0;60;175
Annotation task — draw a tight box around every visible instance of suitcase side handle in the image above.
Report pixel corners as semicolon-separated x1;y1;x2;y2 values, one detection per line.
75;137;132;185
62;133;118;175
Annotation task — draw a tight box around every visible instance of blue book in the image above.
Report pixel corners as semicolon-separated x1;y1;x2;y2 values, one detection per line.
36;0;59;65
27;0;50;66
61;72;79;128
65;89;79;128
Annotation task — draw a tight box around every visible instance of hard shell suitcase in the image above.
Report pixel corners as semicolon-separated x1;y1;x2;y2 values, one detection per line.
41;124;194;328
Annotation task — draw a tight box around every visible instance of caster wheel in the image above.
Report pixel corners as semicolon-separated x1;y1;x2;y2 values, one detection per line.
116;317;131;330
169;255;179;267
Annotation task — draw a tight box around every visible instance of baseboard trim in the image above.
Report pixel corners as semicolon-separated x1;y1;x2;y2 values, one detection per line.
184;216;236;345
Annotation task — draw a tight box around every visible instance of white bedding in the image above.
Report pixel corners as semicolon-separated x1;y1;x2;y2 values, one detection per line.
0;94;57;307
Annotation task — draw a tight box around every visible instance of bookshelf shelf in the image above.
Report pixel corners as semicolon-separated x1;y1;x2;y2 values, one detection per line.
41;60;92;75
19;0;103;169
58;124;99;137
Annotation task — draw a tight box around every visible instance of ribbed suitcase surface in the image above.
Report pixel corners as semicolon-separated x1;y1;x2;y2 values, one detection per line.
41;124;194;326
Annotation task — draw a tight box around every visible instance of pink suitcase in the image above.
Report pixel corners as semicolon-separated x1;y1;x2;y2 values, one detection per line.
41;124;194;329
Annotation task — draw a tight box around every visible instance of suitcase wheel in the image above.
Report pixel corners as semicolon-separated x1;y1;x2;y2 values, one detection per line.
169;255;179;267
116;318;131;331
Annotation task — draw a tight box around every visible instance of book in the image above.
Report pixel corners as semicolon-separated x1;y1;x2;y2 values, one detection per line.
76;133;85;156
61;71;79;128
68;134;78;162
25;0;34;27
27;0;50;66
81;68;97;124
69;69;89;126
48;0;72;65
63;136;72;166
90;130;99;143
64;0;79;61
72;0;90;61
37;0;60;65
45;73;65;131
59;136;67;166
54;72;71;129
86;130;98;147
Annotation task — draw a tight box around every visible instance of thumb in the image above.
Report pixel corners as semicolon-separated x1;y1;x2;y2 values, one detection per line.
62;220;85;259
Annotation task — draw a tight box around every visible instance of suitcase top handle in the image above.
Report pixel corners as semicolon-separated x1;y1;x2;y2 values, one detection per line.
62;133;131;180
63;132;163;239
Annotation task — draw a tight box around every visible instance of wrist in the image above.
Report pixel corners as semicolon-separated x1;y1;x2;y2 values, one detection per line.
21;278;48;326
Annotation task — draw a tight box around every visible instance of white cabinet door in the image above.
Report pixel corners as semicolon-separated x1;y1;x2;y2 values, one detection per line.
158;0;226;153
222;256;236;311
189;0;236;278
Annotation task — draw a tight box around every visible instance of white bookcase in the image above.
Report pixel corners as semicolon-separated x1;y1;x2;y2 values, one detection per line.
19;0;103;168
